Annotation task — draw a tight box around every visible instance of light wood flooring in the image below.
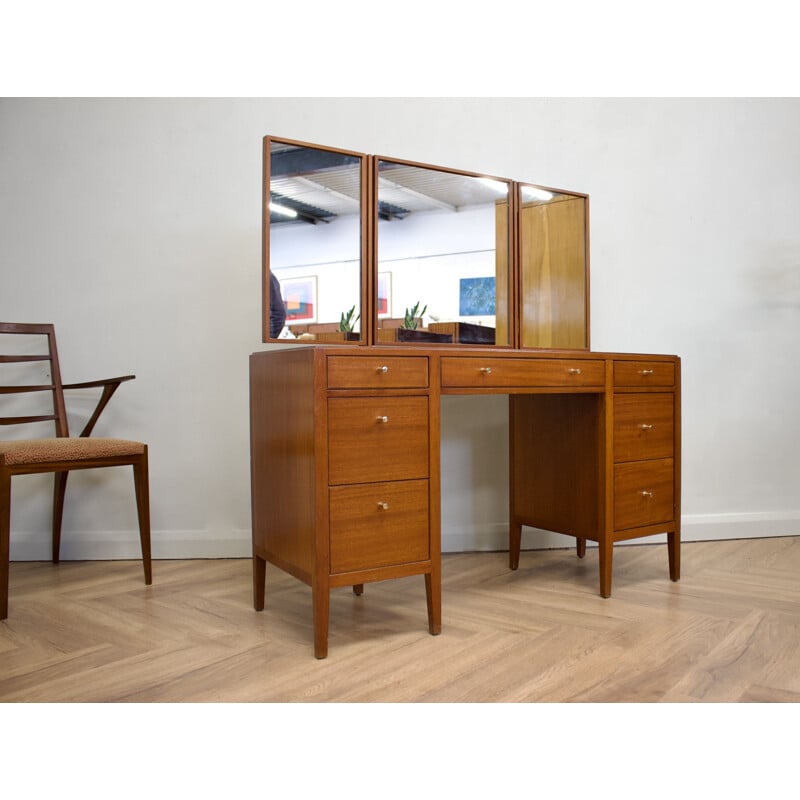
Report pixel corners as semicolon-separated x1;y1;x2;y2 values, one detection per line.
2;536;799;702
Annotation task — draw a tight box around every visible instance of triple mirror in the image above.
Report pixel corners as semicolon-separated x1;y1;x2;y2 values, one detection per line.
263;136;588;350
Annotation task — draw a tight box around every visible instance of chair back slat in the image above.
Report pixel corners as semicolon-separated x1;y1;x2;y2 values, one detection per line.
0;322;69;438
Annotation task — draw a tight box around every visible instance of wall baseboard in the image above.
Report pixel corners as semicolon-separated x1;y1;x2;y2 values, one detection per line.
8;512;800;561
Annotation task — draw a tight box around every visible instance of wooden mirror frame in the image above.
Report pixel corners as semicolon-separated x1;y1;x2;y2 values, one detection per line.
262;136;590;351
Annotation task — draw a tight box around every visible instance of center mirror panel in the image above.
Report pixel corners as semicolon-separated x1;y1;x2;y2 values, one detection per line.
374;159;512;346
264;137;365;343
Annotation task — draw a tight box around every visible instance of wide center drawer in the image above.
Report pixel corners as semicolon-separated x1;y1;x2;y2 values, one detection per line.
329;479;430;574
328;396;429;485
614;393;675;462
328;356;429;389
441;357;605;388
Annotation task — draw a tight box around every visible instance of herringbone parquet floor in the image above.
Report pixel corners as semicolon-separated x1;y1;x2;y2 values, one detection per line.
2;537;799;702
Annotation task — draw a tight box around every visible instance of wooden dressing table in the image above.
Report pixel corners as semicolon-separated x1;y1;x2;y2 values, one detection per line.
251;136;681;658
250;345;680;658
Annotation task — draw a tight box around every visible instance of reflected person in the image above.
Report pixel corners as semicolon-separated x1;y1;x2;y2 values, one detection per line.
270;272;287;338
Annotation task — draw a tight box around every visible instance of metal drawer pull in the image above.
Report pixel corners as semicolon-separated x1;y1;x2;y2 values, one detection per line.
479;366;492;374
377;365;389;374
639;423;654;430
640;490;654;498
377;501;389;511
568;368;582;375
639;369;654;375
376;415;389;424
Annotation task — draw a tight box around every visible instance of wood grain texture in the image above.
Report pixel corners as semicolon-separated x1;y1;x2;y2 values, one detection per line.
2;536;798;702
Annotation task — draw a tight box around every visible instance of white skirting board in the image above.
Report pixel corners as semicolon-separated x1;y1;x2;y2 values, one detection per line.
7;512;800;561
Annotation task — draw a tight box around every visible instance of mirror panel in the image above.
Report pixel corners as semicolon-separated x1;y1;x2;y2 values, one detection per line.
264;138;364;342
518;184;588;349
375;159;511;346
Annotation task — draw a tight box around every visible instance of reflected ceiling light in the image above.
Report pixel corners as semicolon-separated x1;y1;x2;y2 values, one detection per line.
521;186;554;202
477;178;508;195
269;201;298;218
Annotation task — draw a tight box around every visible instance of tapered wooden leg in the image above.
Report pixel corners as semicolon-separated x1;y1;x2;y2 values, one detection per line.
352;584;364;596
599;539;613;598
52;471;68;563
425;571;441;635
668;531;681;581
576;538;586;558
253;554;266;610
312;579;330;659
1;472;10;620
132;452;152;585
509;520;522;570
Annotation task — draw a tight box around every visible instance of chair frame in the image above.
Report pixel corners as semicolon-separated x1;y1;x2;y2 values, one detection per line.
1;322;151;620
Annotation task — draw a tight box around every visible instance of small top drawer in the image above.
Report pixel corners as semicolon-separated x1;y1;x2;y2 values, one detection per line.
328;356;429;389
441;357;605;388
614;361;675;388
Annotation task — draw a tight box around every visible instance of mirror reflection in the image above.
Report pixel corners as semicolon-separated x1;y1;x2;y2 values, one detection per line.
375;160;510;346
518;184;588;349
266;140;363;342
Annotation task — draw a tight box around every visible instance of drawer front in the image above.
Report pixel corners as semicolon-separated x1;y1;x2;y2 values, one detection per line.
614;393;674;462
614;360;675;388
328;397;429;485
441;357;605;388
614;458;674;530
328;356;429;389
329;480;430;573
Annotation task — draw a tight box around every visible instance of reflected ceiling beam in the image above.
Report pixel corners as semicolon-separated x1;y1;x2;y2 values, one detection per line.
292;175;361;210
377;176;456;212
271;148;358;177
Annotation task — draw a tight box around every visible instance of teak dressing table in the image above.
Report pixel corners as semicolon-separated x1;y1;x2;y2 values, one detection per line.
250;137;681;658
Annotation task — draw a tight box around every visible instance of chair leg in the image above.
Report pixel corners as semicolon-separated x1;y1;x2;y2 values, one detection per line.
1;471;11;620
133;451;152;585
52;471;69;563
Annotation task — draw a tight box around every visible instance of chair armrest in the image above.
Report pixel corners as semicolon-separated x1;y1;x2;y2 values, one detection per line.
63;375;137;437
62;374;135;391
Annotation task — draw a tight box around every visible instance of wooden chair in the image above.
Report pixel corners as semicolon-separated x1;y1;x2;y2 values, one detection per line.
0;322;151;619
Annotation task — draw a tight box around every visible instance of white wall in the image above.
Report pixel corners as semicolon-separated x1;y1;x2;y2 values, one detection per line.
2;97;799;559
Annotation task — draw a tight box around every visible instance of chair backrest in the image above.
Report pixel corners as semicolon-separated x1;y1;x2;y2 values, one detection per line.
0;322;69;438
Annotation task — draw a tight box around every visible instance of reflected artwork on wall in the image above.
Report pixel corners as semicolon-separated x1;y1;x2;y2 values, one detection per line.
378;272;392;317
459;277;496;316
282;276;317;322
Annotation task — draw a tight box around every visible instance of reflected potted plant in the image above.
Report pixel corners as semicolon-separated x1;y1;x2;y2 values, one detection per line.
401;301;426;330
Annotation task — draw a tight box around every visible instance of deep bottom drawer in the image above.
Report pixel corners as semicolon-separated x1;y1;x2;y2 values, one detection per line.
614;458;674;530
329;480;429;573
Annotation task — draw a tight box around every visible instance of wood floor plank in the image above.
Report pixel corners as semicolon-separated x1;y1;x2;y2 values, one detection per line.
1;537;799;702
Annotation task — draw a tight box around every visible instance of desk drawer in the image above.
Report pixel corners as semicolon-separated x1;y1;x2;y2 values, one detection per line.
328;356;429;389
614;361;675;388
329;479;430;573
441;357;604;388
614;458;674;530
614;393;674;462
328;396;429;485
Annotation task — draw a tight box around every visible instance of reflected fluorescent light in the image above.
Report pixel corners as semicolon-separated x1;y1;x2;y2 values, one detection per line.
521;186;554;202
269;201;298;218
477;178;508;195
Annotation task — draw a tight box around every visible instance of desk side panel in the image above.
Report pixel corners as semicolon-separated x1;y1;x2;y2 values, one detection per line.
250;348;317;582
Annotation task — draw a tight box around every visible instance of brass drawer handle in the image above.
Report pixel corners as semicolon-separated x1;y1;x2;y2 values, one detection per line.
568;368;582;375
479;366;493;375
377;501;389;511
377;365;389;374
640;490;654;498
376;415;389;424
639;369;654;376
639;423;654;430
